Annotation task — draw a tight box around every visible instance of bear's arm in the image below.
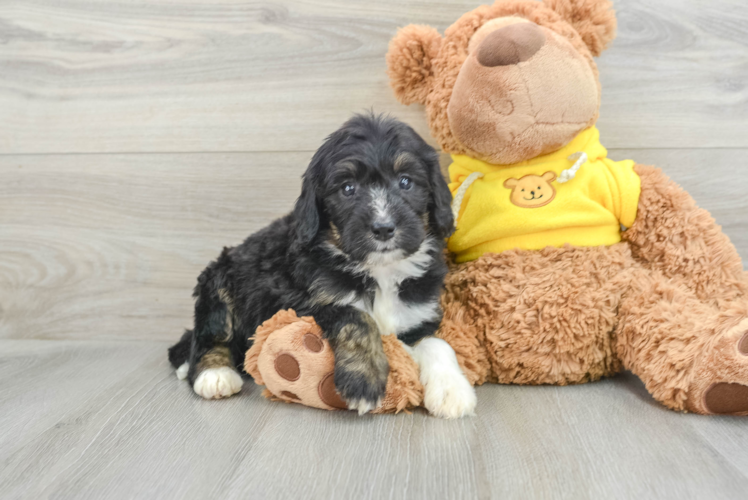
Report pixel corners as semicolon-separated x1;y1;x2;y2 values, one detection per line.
622;164;746;303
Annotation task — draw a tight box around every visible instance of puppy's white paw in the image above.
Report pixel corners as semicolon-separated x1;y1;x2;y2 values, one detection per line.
411;337;477;419
346;397;382;416
422;370;477;419
193;367;243;400
175;362;189;380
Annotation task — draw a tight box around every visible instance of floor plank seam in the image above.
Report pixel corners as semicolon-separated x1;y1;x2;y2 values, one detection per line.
2;146;748;157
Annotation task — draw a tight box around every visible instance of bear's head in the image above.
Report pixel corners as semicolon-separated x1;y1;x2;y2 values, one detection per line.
386;0;616;165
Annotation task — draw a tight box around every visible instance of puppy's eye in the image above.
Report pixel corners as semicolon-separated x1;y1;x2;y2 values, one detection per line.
399;176;413;190
341;183;356;197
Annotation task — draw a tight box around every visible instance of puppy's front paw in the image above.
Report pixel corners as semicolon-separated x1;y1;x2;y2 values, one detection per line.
330;317;389;414
422;369;477;419
346;396;382;415
334;355;389;415
193;366;243;400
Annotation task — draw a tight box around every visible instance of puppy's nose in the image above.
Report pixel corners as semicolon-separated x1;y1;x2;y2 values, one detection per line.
371;221;396;241
476;23;545;67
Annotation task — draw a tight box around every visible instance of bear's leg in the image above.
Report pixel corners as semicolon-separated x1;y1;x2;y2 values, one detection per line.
616;268;748;414
438;261;493;386
440;246;630;386
623;165;747;306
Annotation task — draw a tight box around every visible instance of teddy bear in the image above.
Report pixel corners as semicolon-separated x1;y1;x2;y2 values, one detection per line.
245;0;748;417
383;0;748;415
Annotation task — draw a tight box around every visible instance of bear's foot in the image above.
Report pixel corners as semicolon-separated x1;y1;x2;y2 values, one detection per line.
254;320;348;411
688;319;748;415
244;310;425;413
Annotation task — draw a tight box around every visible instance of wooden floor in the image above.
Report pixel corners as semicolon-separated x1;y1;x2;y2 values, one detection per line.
1;1;747;498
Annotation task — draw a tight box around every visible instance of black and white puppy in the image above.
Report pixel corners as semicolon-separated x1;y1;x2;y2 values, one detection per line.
168;114;476;418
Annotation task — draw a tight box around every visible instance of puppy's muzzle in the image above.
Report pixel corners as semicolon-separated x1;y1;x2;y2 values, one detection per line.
371;221;396;241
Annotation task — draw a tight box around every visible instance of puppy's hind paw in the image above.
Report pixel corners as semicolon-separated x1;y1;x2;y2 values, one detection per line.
175;362;189;380
193;367;243;400
423;370;477;419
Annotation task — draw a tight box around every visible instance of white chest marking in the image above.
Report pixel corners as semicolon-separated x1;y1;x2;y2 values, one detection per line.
353;238;440;336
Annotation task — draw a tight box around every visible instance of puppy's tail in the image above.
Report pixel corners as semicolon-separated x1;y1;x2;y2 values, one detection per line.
168;329;192;369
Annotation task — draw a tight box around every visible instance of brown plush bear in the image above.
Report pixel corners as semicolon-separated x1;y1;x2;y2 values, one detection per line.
245;309;424;414
386;0;748;415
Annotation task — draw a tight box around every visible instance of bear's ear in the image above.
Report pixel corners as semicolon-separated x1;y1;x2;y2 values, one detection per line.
542;171;557;183
543;0;617;56
503;178;519;189
386;25;443;105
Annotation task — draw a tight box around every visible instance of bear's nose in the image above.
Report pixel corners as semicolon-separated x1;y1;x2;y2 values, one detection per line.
476;22;545;67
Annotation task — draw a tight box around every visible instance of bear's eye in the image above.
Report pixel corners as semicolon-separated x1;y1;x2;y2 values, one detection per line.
538;186;541;190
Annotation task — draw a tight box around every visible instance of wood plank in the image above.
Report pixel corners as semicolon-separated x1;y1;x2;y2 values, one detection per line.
1;340;747;499
1;149;746;341
598;0;748;148
0;340;276;499
0;152;308;340
473;373;748;499
1;0;746;154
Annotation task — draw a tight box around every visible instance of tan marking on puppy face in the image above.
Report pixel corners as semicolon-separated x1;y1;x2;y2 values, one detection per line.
393;152;417;173
197;345;234;372
336;161;357;176
420;212;430;231
329;223;342;247
503;171;557;208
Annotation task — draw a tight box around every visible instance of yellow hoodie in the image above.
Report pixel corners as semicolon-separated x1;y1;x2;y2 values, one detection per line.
448;127;641;263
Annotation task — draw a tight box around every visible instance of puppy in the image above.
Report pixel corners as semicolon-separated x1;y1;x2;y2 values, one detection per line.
168;114;476;418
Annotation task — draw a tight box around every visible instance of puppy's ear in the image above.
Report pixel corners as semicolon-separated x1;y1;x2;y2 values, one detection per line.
292;172;320;251
386;25;442;105
425;150;454;239
292;125;349;251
